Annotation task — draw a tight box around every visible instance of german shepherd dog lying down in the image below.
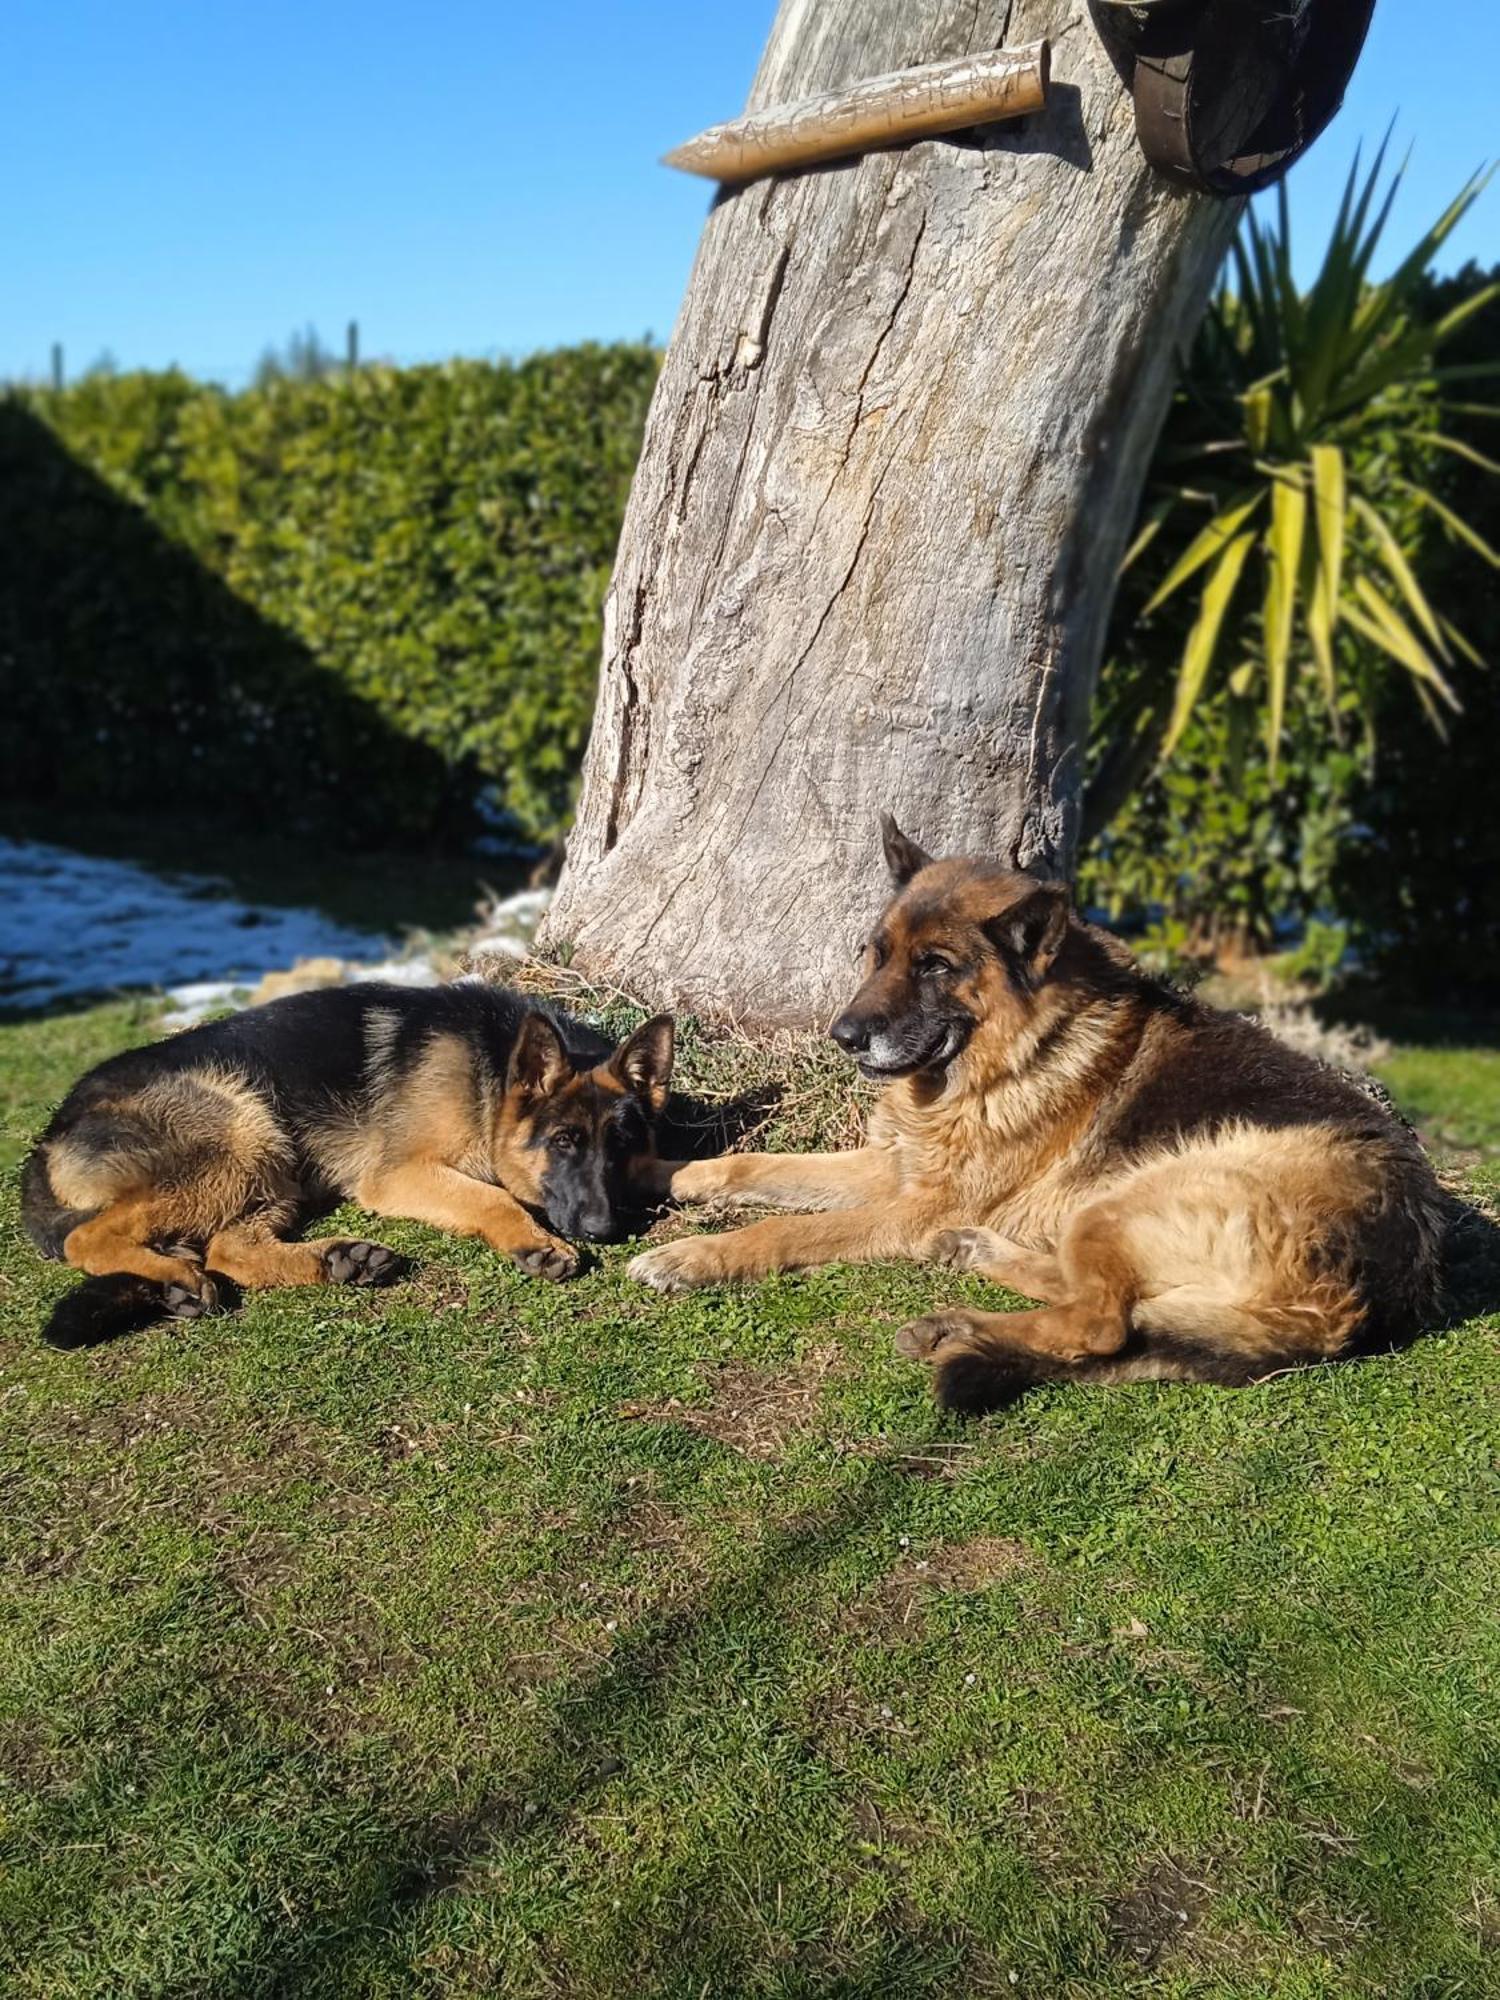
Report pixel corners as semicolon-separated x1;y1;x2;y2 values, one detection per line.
631;817;1446;1413
24;984;674;1350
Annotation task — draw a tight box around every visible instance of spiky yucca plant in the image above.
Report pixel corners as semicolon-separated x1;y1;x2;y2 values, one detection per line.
1086;150;1497;839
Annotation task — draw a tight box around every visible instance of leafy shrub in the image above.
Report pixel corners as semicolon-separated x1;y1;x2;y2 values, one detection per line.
0;346;659;846
1084;172;1499;995
1276;918;1351;991
1079;690;1366;954
1086;155;1494;843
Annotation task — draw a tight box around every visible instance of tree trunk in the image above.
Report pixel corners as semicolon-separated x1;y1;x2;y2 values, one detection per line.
542;0;1238;1027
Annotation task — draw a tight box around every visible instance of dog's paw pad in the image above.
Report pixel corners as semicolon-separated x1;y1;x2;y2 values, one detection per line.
324;1240;403;1286
895;1311;972;1361
164;1275;217;1320
514;1242;579;1282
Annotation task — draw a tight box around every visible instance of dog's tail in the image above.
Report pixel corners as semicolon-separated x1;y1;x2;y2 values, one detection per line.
20;1146;94;1262
42;1274;185;1351
932;1330;1267;1415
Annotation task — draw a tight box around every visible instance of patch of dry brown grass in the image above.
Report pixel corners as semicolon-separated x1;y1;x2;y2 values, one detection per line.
617;1345;846;1459
841;1535;1032;1642
503;958;871;1156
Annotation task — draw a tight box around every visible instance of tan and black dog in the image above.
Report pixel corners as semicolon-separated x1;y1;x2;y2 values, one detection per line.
24;983;674;1349
631;817;1446;1412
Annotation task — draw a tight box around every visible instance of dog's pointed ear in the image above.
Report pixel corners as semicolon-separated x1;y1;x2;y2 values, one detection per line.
880;812;933;888
986;880;1071;990
610;1014;675;1114
507;1011;571;1100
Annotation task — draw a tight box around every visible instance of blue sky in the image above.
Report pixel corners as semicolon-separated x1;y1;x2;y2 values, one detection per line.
2;2;1494;387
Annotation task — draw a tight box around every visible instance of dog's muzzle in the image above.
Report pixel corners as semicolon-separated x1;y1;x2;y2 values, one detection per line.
829;1011;969;1080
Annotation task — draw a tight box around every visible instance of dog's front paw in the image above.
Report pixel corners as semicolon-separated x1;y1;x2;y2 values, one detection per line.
665;1159;733;1205
513;1238;580;1282
926;1226;999;1272
894;1307;980;1361
323;1240;405;1287
628;1236;727;1293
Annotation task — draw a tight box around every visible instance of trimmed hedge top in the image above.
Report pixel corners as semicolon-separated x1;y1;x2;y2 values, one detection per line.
0;347;659;846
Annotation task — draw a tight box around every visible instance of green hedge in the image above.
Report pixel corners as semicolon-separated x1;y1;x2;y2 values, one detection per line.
0;347;659;845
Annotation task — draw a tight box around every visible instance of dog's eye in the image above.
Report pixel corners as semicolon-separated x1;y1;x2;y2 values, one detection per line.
550;1128;584;1153
916;953;954;978
869;938;888;969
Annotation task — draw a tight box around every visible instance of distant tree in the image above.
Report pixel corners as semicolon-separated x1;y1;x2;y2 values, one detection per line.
253;325;342;388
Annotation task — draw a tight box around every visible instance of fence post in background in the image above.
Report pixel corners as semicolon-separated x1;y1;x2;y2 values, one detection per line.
346;321;360;373
50;343;64;392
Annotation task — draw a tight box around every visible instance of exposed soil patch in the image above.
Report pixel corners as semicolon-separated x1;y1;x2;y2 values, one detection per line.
618;1345;844;1459
24;1385;217;1453
1107;1856;1211;1970
886;1439;975;1482
9;1403;377;1588
850;1794;937;1853
375;1389;553;1464
842;1535;1031;1641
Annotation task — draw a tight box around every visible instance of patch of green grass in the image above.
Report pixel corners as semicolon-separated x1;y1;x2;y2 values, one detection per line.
2;1002;1497;1998
1375;1044;1500;1157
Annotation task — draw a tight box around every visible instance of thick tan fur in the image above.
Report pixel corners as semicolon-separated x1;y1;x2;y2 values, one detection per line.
630;836;1446;1409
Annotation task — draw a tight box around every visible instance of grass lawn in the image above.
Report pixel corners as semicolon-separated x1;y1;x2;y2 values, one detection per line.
1;999;1497;1997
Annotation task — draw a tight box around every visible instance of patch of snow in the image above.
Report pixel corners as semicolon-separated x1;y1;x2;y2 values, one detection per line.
0;838;387;1013
156;979;255;1027
0;839;554;1026
343;957;444;989
467;888;554;960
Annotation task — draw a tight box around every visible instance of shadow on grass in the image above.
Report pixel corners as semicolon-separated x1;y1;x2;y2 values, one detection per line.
0;988;169;1032
250;1450;990;1990
1440;1190;1500;1327
1318;984;1500;1056
0;401;509;948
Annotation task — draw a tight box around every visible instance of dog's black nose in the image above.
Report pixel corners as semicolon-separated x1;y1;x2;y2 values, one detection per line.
577;1210;615;1242
829;1012;872;1054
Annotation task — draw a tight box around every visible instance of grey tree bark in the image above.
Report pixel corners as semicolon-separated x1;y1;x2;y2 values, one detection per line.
542;0;1238;1027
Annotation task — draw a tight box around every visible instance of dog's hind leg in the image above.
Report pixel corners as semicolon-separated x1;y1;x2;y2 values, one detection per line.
62;1200;218;1318
899;1200;1140;1411
899;1311;1214;1411
205;1219;403;1290
925;1226;1064;1300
